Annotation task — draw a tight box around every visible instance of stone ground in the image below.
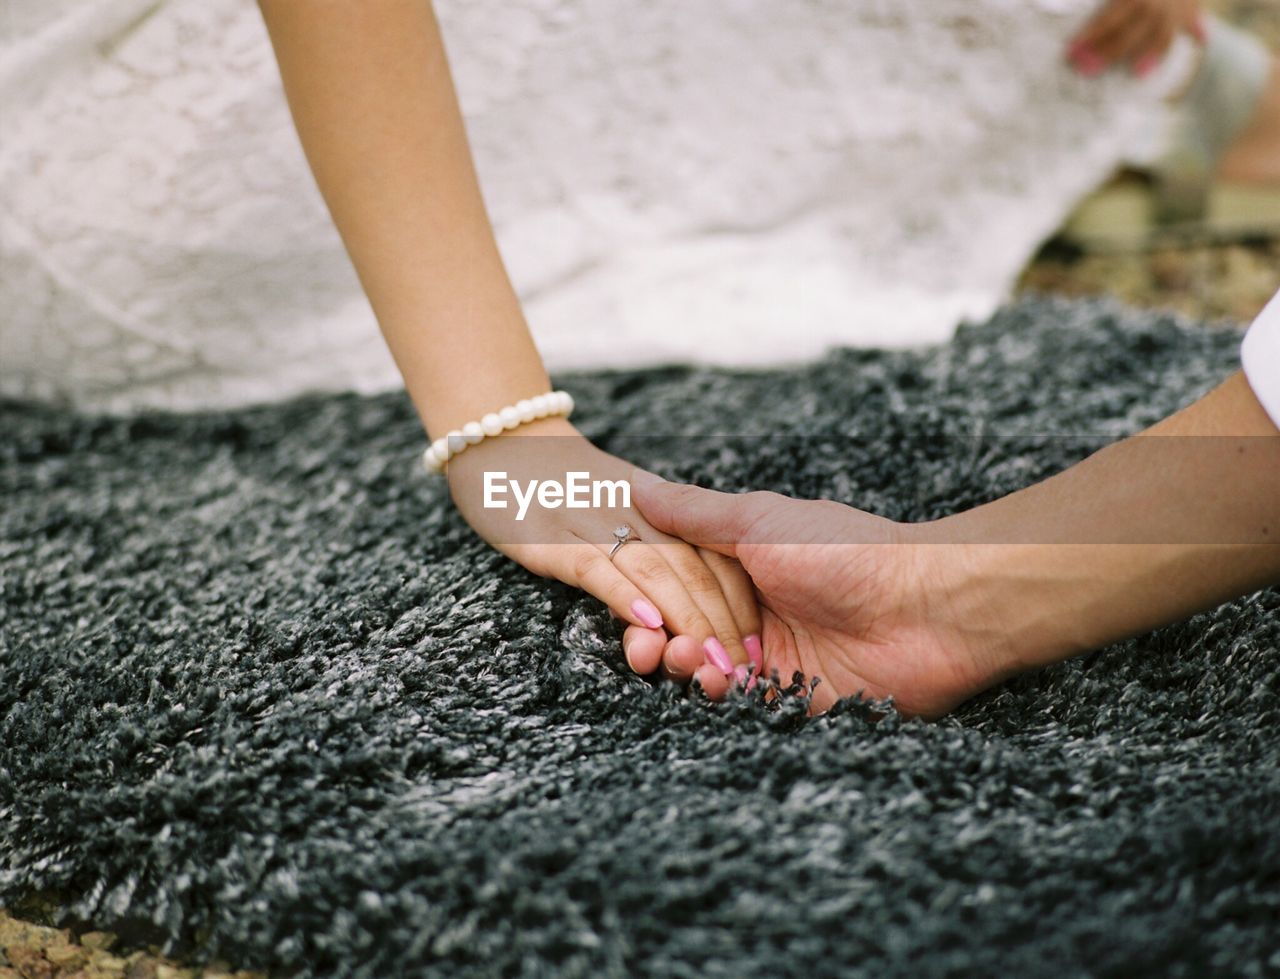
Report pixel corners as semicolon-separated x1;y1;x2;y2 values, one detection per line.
0;909;261;979
1019;0;1280;323
1018;233;1280;323
4;3;1279;976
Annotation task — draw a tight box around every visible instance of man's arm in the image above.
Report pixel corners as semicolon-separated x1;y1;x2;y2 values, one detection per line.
632;366;1280;715
931;370;1280;683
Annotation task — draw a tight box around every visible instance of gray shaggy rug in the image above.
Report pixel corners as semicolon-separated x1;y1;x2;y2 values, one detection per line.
1;297;1278;978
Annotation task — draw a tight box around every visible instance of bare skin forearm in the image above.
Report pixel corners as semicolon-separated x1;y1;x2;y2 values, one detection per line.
257;0;549;438
931;371;1280;680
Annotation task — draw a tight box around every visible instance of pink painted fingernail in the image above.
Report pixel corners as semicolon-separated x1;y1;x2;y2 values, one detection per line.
1072;47;1105;77
1134;53;1159;78
734;664;750;686
744;634;763;672
703;637;734;675
631;598;663;630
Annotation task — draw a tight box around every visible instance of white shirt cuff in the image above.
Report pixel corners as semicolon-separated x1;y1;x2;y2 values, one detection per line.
1242;291;1280;431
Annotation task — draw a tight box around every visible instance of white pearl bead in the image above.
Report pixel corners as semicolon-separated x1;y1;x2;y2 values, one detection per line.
424;390;582;475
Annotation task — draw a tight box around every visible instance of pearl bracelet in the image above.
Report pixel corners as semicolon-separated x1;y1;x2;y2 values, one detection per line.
421;389;574;474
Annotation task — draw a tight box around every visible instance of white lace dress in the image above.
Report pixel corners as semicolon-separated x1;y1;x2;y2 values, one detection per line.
0;0;1191;413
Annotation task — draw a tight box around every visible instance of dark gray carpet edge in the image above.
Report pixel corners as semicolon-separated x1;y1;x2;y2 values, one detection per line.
2;296;1278;979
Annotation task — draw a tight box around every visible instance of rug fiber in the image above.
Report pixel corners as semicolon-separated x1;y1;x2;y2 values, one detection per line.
2;298;1278;977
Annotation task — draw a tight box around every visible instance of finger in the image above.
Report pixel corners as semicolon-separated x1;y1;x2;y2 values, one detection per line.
661;633;704;682
556;541;667;631
1087;9;1159;65
631;470;769;557
1133;24;1175;76
606;537;718;647
1113;18;1165;69
1069;0;1139;60
622;623;668;675
698;548;763;669
756;608;785;704
694;661;733;701
654;537;748;668
1188;8;1207;44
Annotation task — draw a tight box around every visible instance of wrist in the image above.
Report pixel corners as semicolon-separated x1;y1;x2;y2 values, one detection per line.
919;515;1279;689
443;415;582;501
897;521;1071;689
920;527;1111;684
422;387;577;475
415;362;552;445
444;414;578;468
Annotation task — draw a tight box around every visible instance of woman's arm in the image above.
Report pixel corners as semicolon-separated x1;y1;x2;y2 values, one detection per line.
256;0;763;683
257;0;544;437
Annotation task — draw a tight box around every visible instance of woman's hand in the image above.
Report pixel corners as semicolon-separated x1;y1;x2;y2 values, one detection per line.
1068;0;1206;77
261;2;759;681
445;417;762;685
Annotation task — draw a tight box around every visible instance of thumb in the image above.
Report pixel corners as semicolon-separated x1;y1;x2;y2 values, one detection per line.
630;469;755;557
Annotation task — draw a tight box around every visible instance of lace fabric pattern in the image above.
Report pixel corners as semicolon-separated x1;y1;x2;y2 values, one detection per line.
0;0;1179;412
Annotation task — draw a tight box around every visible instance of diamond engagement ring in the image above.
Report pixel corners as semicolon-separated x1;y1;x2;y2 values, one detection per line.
608;524;640;560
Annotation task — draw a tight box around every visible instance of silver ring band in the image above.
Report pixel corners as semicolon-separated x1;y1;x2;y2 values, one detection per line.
608;523;640;561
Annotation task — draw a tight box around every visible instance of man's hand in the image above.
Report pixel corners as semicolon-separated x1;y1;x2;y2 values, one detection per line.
632;372;1280;719
629;475;999;716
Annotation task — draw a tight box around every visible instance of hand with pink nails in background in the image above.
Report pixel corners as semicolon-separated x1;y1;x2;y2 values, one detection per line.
1068;0;1205;78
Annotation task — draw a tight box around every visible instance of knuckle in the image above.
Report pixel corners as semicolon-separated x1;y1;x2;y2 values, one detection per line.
674;556;719;592
746;490;791;517
571;547;601;581
683;571;723;602
628;550;671;582
697;548;734;575
740;491;783;526
661;595;708;632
